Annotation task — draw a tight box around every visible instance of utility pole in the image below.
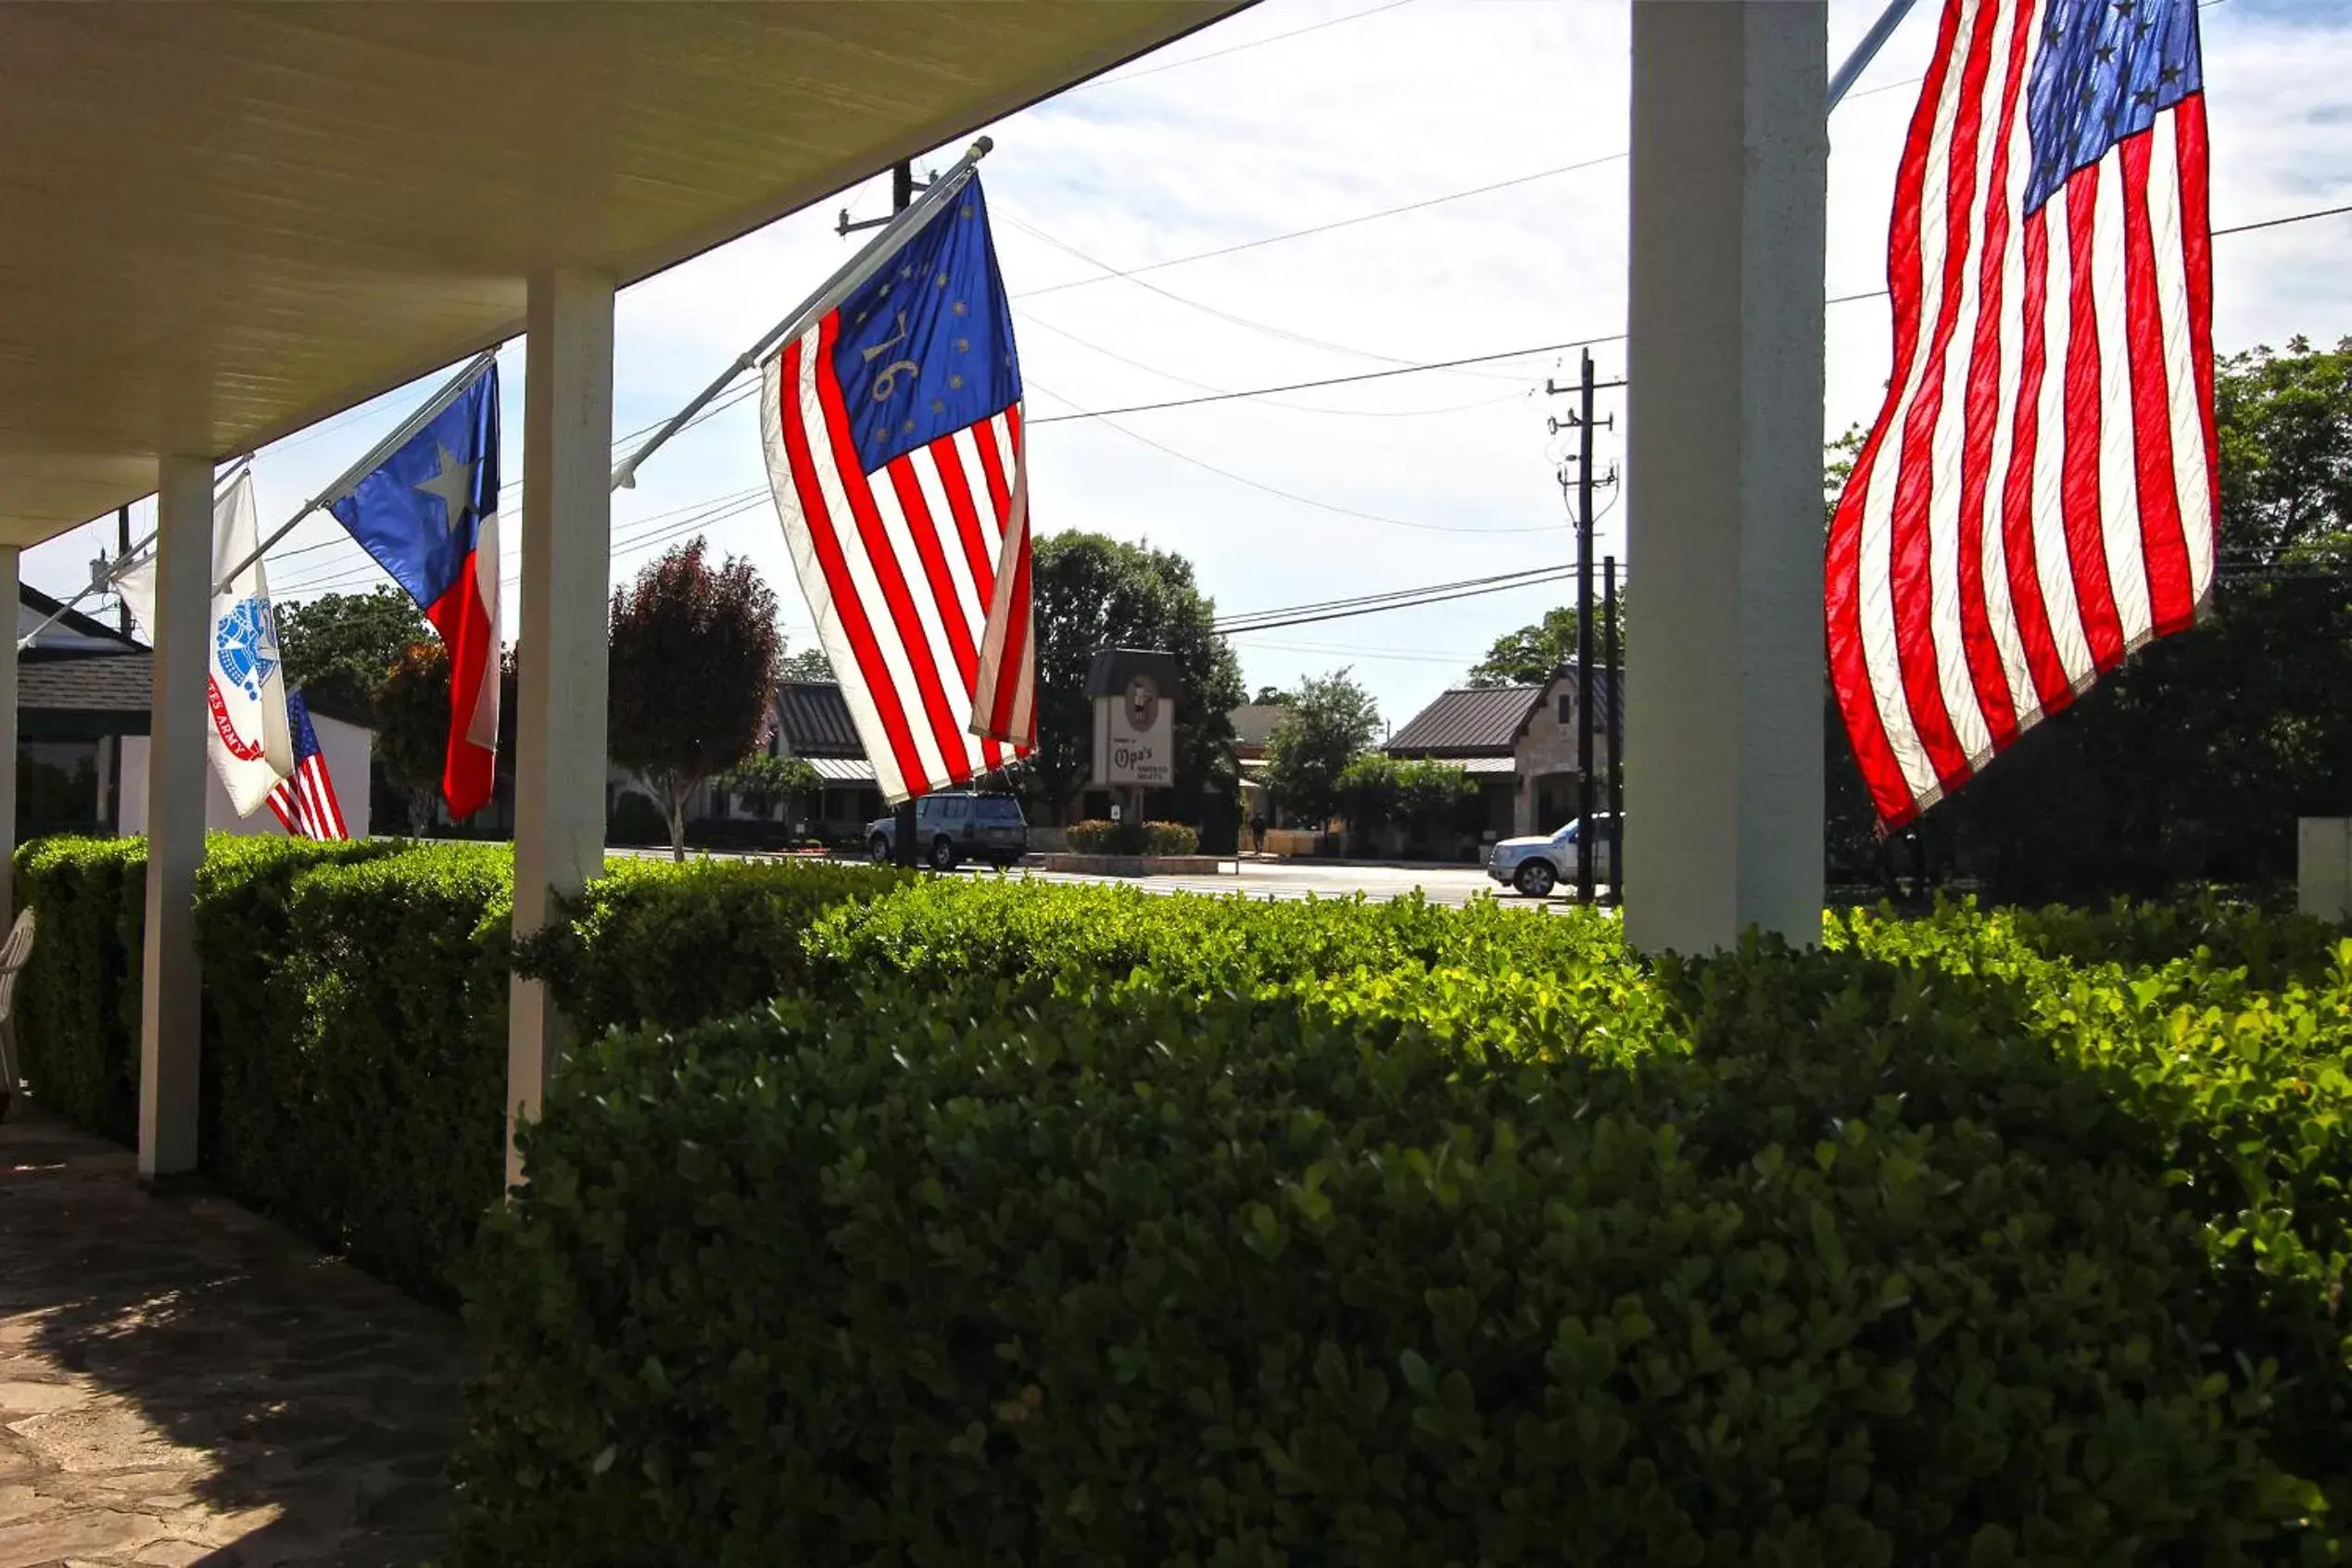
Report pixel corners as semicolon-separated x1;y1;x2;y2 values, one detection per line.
116;505;132;635
1603;555;1624;906
1546;351;1613;903
849;159;934;870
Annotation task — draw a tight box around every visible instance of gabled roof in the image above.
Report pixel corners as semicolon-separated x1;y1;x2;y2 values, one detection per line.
1524;665;1626;740
19;582;143;654
774;681;864;758
1385;686;1543;757
19;651;154;713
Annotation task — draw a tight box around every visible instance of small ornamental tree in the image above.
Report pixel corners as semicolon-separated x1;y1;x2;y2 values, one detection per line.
1262;669;1383;828
719;752;820;822
608;540;785;861
373;640;452;834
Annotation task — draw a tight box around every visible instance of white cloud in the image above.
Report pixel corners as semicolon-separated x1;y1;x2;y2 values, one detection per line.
25;0;2348;738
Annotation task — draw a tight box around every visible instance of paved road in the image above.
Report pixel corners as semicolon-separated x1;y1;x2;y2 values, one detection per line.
613;846;1616;909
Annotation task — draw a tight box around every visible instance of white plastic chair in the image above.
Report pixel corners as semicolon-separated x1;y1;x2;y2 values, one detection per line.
0;906;37;1121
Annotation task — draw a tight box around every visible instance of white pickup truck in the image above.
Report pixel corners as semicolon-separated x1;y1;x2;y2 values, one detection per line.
1486;814;1620;897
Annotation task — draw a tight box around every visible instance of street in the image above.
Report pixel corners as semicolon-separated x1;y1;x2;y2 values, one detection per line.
613;845;1611;909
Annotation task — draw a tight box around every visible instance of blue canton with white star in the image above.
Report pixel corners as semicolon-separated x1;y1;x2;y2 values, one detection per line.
831;174;1022;474
2025;0;2202;216
328;366;500;611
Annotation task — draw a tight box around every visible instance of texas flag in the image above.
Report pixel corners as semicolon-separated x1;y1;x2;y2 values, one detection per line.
329;364;502;817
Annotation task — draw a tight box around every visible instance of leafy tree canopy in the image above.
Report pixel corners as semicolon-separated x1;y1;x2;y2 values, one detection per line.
779;646;836;684
278;588;430;726
1263;669;1383;827
608;540;785;860
1466;599;1627;689
1031;532;1245;821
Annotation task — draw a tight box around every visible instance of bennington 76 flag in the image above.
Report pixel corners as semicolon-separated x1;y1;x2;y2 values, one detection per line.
1827;0;2217;829
759;173;1034;804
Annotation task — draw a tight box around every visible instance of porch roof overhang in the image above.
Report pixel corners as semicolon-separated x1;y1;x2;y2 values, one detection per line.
0;1;1243;546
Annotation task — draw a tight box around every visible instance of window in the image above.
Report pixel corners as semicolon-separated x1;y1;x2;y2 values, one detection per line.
975;797;1023;825
939;796;972;823
19;740;100;829
916;797;939;822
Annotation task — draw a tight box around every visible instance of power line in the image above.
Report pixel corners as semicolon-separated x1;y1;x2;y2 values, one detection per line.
1029;380;1565;536
1066;0;1419;91
1004;212;1529;385
1218;563;1580;630
1029;335;1624;424
1217;568;1582;635
1015;310;1534;418
1011;151;1629;300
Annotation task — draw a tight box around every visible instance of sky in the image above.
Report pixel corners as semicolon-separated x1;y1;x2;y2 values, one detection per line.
23;0;2350;738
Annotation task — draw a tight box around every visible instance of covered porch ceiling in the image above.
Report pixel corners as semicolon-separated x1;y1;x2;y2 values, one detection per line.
0;1;1244;547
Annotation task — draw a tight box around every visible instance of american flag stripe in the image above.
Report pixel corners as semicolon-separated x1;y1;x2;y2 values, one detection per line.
762;309;1032;804
266;698;349;843
1827;0;2215;828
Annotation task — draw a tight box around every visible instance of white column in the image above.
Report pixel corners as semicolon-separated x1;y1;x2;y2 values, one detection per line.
0;548;17;929
139;456;213;1179
508;271;614;1189
2300;818;2352;921
1623;0;1828;953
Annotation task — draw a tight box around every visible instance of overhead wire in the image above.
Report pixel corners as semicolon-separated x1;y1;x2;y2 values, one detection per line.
1026;380;1565;537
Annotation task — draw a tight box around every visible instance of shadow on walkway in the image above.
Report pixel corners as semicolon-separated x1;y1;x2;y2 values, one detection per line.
0;1108;464;1567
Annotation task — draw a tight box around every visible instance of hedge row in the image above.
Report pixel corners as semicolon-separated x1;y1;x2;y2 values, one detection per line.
9;837;907;1301
453;900;2352;1564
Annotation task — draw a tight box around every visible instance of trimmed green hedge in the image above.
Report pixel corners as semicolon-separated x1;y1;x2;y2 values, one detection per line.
453;902;2352;1564
13;837;907;1303
512;856;912;1034
12;836;146;1142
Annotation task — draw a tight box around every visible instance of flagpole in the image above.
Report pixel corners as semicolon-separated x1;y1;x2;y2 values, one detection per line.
1828;0;1920;110
16;458;254;650
611;135;995;493
211;348;499;596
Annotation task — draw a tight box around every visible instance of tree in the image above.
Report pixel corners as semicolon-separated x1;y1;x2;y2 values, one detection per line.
719;752;820;820
1262;669;1382;827
779;646;836;683
1031;532;1246;824
607;540;785;860
373;640;452;834
1466;599;1627;688
278;588;430;725
1251;685;1294;706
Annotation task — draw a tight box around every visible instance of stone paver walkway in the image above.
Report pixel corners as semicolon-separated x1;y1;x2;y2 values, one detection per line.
0;1110;463;1567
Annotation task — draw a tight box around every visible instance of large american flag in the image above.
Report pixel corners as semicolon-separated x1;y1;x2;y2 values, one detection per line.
267;690;350;841
760;171;1034;804
1827;0;2216;829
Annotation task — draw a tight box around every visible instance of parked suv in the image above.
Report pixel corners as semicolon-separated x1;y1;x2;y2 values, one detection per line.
867;791;1030;871
1486;813;1620;898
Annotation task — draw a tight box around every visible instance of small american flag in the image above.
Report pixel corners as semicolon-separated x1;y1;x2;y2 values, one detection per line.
267;691;350;842
759;171;1034;805
1827;0;2216;829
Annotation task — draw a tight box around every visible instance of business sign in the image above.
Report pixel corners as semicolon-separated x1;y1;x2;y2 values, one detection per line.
1086;649;1182;790
1093;670;1174;787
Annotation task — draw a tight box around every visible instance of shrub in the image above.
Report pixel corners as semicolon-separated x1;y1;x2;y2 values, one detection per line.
453;930;2343;1564
194;834;419;1206
1061;818;1199;856
11;836;147;1141
512;857;910;1035
1142;819;1199;855
804;878;1621;1004
609;790;665;847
